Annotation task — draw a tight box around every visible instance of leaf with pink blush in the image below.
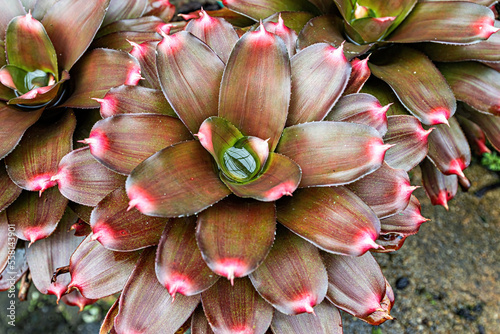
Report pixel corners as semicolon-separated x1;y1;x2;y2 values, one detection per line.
196;197;276;282
218;25;290;151
383;115;432;171
297;15;372;58
126;140;230;218
0;105;43;159
54;147;126;206
6;187;67;244
286;43;350;126
0;211;16;274
350;16;396;43
456;115;491;155
128;40;161;90
61;48;141;108
271;300;343;334
419;31;500;63
249;228;328;315
343;57;371;95
323;251;393;325
97;85;175;118
144;0;176;22
191;305;214;334
5;13;58;78
346;162;416;219
67;234;140;299
380;195;428;236
387;2;498;44
0;161;21;212
26;208;85;301
102;0;148;27
262;13;307;57
277;186;381;256
276;122;389;187
458;104;500;152
201;277;273;334
157;30;224;134
186;10;239;63
427;116;470;178
438;62;500;116
420;158;457;210
222;0;319;20
115;247;200;334
61;289;97;311
155;217;219;298
5;110;75;193
41;0;110;71
202;7;255;27
326;93;389;136
85;114;191;175
90;187;167;252
369;46;456;126
0;242;28;291
221;153;301;201
0;0;26;41
360;77;410;117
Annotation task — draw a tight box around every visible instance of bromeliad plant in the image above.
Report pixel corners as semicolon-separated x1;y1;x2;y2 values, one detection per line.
43;12;429;333
0;0;182;308
221;0;500;210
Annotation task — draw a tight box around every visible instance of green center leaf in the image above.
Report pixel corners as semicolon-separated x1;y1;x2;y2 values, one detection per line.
222;138;260;182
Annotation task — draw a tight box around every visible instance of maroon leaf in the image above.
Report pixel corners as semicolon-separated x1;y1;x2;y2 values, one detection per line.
84;114;191;174
458;104;500;152
0;242;28;291
156;217;219;298
196;197;276;282
323;252;393;325
369;46;456;125
222;0;319;20
350;16;396;44
201;277;273;334
297;15;372;58
97;16;166;38
218;24;291;151
5;110;75;193
249;228;328;315
62;48;141;108
102;0;148;26
326;93;389;136
6;187;67;244
115;247;201;334
96;85;175;118
61;289;97;311
456;115;491;155
186;9;239;63
100;298;119;334
287;43;350;126
427;117;470;177
0;105;43;159
90;187;167;251
420;158;457;210
0;211;16;273
144;0;176;21
380;195;428;235
91;30;161;51
54;147;126;206
383;115;432;171
68;234;141;299
271;300;343;334
263;13;301;57
191;305;214;334
438;62;500;116
388;2;498;44
277;186;381;256
346;163;416;219
0;160;21;212
26;208;84;301
128;40;161;90
277;122;389;187
344;57;370;95
221;153;301;201
126;140;230;217
41;0;110;71
68;202;93;224
157;30;224;134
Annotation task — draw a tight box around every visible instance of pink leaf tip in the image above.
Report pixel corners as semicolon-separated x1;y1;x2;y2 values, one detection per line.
428;108;450;126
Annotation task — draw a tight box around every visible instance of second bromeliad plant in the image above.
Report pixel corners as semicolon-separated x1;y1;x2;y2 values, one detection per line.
0;0;499;333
